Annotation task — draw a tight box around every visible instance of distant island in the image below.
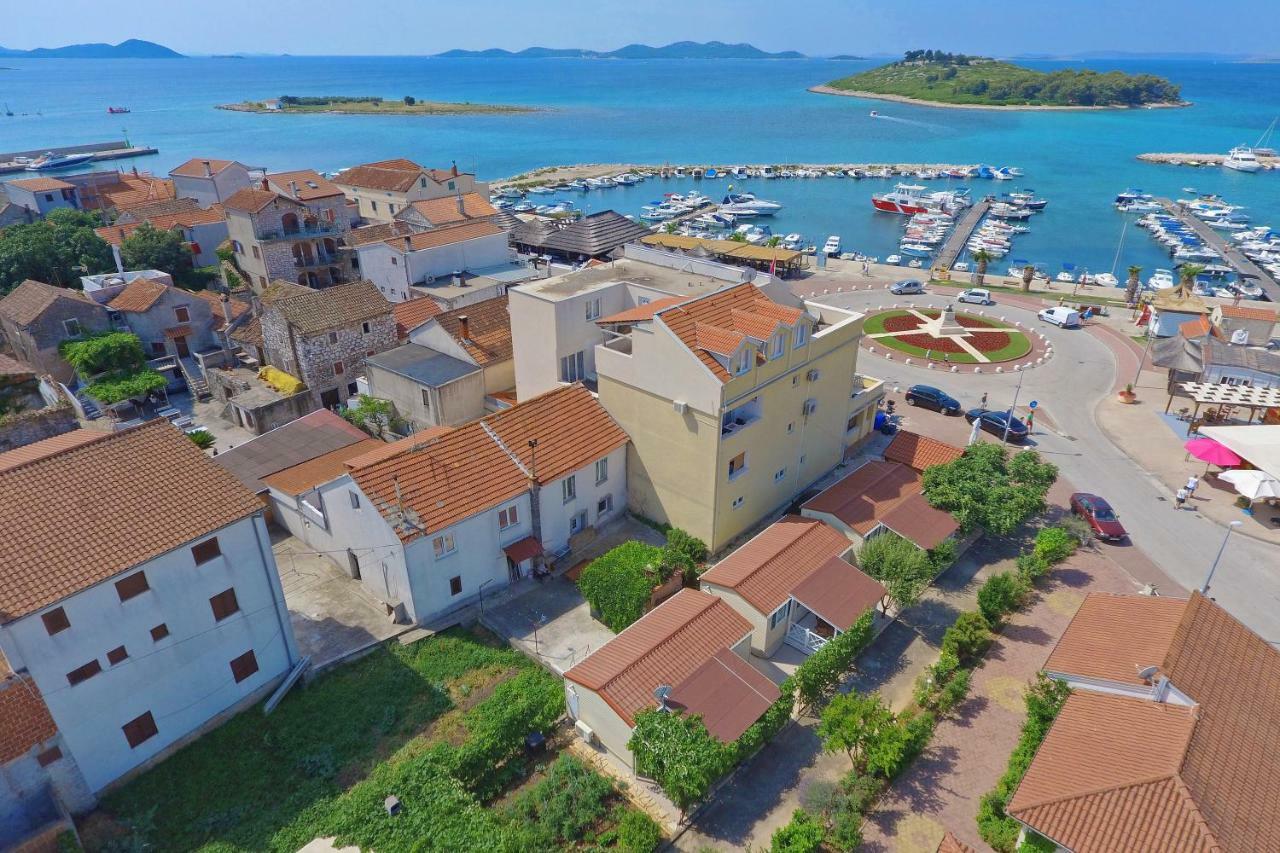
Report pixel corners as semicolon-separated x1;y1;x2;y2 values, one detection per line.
436;41;806;60
218;95;536;116
815;50;1186;109
0;39;182;59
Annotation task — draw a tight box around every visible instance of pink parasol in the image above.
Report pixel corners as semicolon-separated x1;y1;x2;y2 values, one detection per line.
1184;437;1242;467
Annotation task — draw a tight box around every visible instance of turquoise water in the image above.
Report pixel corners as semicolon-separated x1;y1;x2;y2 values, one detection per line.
1;56;1277;275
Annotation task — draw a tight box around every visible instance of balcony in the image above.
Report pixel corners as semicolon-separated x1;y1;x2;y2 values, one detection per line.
721;397;762;436
257;221;342;241
293;252;340;269
852;374;885;404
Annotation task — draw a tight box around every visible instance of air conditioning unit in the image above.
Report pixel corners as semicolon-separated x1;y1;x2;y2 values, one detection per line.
806;368;821;382
574;720;597;744
802;399;818;417
673;400;688;414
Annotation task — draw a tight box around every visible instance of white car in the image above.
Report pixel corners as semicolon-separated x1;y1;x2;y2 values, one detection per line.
957;288;993;305
1039;306;1081;328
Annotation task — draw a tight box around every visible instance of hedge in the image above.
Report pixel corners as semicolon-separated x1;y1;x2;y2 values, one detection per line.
577;541;666;631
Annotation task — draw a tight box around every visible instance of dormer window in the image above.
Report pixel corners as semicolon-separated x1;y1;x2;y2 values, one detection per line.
770;332;786;359
794;322;808;348
733;348;753;376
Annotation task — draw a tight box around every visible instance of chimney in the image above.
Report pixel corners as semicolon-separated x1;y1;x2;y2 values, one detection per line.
458;314;470;342
260;177;270;191
289;181;299;198
455;192;466;216
403;236;412;253
202;159;213;178
451;160;458;177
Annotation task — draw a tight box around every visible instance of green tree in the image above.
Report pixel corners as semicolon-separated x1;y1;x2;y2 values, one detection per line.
941;611;992;663
1177;263;1205;298
403;95;417;106
628;709;730;813
661;527;708;583
728;230;748;243
342;394;401;437
972;248;992;286
857;532;935;608
817;692;897;774
790;612;875;709
187;429;216;450
977;572;1030;624
923;444;1057;535
120;223;191;277
1125;264;1142;305
770;809;825;853
0;208;113;291
577;541;665;631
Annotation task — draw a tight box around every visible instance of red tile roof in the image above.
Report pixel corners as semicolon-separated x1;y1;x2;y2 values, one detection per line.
1218;304;1278;322
937;832;977;853
107;277;169;312
391;220;504;251
790;555;887;631
883;430;965;472
262;439;384;495
564;589;757;730
433;295;512;366
666;646;780;742
1045;593;1189;686
802;461;958;550
342;427;454;469
699;516;852;614
345;220;416;248
0;430;109;473
95;204;226;247
0;673;58;763
334;160;426;193
0;421;263;623
79;173;175;211
502;535;543;564
5;177;74;192
222;187;300;214
655;284;808;382
268;169;344;201
169;158;239;178
404;193;498;225
393;297;444;337
192;290;250;331
596;296;687;325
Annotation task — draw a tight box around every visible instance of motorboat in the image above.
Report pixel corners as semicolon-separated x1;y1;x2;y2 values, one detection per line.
952;261;970;272
107;106;130;114
823;235;841;256
885;254;903;265
907;259;924;268
1093;272;1119;287
1055;271;1075;283
1147;269;1176;290
988;203;1033;220
782;233;804;250
25;151;95;171
719;193;783;215
869;110;879;117
899;243;934;258
495;187;525;199
1224;146;1262;173
527;185;555;195
872;183;930;215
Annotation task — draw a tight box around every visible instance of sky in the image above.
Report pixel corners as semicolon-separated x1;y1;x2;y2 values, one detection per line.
2;0;1276;57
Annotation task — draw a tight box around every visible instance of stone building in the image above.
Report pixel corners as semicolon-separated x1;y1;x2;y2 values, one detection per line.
332;158;488;224
0;280;111;384
259;280;397;409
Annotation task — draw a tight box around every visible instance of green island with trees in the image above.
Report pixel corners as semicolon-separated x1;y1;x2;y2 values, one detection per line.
218;94;536;115
817;50;1184;109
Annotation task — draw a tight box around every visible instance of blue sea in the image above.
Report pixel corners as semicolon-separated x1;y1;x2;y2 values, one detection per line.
1;56;1277;276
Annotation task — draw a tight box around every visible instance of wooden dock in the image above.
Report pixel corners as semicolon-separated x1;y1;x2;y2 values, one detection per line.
935;200;991;270
1156;198;1280;302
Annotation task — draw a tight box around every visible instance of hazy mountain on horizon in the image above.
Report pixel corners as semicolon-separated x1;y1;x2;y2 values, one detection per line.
0;39;182;58
436;41;807;59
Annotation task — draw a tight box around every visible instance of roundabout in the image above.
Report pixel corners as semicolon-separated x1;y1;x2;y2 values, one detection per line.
862;305;1034;365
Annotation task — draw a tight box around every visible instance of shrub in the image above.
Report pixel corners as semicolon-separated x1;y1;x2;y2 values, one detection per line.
828;800;864;851
934;667;972;716
1033;526;1077;564
577;541;665;631
1019;831;1060;852
857;532;935;608
187;429;215;450
1058;514;1094;547
662;527;708;582
629;709;731;812
791;611;874;708
977;572;1030;624
1015;551;1051;582
615;808;663;853
771;809;825;853
840;770;884;814
403;95;417;105
502;754;615;848
924;444;1057;535
941;611;991;663
927;538;958;573
977;790;1021;852
899;710;937;767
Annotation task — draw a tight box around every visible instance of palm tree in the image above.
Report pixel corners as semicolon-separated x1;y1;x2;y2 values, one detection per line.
972;249;992;286
728;231;748;243
766;235;782;248
1125;265;1142;306
1021;264;1035;294
1177;264;1205;298
662;220;678;235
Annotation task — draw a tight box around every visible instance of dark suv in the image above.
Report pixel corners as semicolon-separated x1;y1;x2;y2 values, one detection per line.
905;384;961;415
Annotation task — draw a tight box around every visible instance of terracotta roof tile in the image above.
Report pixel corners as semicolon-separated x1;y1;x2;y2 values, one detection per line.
1044;593;1189;686
802;461;958;550
263;439;384;495
5;177;75;192
0;279;98;327
700;516;853;614
169;158;239;178
222;187;298;214
229;316;262;347
390;220;504;251
0;429;110;473
79;173;175;211
263;279;392;336
192;290;250;331
350;384;625;541
393;297;444;337
883;430;965;473
433;295;512;366
334;160;425;193
95;204;226;247
116;197;201;221
342;427;454;469
107;277;169;312
790;556;887;631
345;221;416;248
0;674;58;763
403;193;498;225
268;169;344;201
0;421;263;623
937;831;977;853
564;589;756;728
656;284;807;382
596;296;687;325
730;308;783;341
694;322;746;358
1218;304;1278;322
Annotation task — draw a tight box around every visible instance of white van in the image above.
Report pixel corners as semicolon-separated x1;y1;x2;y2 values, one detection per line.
1038;306;1081;328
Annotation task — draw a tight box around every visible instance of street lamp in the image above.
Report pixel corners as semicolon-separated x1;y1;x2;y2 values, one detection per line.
1200;520;1242;596
1002;365;1027;444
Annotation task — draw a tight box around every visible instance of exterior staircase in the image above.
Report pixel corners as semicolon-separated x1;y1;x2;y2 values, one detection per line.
178;355;211;401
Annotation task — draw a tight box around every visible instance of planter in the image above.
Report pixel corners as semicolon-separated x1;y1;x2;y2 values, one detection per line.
1118;390;1136;404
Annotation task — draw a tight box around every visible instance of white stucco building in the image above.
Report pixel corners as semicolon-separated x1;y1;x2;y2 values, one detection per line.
355;221;514;302
169;158;253;207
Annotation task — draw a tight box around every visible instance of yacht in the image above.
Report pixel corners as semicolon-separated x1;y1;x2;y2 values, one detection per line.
1148;268;1176;290
1224;146;1262;173
823;235;841;256
1093;272;1119;287
782;233;804;250
719;193;784;216
871;183;930;215
25;151;96;171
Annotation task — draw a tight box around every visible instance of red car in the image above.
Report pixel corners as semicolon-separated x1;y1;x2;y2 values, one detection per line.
1069;493;1127;542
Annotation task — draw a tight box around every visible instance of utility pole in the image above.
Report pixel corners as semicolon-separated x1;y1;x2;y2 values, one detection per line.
1002;366;1027;444
1201;520;1242;596
1131;325;1156;392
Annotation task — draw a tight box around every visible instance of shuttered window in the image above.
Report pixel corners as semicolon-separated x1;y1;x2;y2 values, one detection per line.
107;646;129;665
150;623;170;642
209;588;240;622
122;712;158;748
115;571;150;602
42;607;70;635
230;650;259;683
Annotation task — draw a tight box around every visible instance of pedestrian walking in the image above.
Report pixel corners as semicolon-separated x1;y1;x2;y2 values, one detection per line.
1186;474;1199;496
1025;410;1035;433
1175;487;1189;510
980;392;989;408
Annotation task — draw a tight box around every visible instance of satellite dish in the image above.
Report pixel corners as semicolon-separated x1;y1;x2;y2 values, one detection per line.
653;685;672;710
1230;328;1250;346
1137;665;1160;682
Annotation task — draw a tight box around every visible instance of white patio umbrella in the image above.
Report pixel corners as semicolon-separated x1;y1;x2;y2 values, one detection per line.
1218;469;1280;501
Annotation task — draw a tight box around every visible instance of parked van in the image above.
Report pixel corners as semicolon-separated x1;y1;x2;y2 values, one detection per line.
1038;306;1081;328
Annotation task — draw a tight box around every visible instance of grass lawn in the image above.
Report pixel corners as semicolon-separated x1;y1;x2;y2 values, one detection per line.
85;628;659;852
864;309;1032;364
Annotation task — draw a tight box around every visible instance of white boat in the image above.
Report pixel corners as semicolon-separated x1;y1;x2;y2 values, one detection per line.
823;235;841;256
1055;272;1075;283
886;254;903;265
25;151;95;171
952;261;970;273
1224;146;1262;173
720;193;783;216
782;233;804;250
1093;272;1119;287
1148;268;1176;290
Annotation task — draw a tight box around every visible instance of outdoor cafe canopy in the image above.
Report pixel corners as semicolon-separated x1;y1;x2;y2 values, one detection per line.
1199;424;1280;481
1170;381;1280;421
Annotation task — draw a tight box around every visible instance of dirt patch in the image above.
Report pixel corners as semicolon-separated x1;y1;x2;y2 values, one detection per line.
564;558;591;582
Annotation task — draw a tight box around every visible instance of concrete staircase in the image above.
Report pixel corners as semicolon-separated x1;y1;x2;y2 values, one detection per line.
178;355;211;400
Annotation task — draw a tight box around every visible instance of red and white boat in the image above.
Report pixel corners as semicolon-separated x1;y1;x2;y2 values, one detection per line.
872;183;930;215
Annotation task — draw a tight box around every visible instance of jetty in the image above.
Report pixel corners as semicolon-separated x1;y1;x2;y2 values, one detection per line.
1156;197;1280;302
1139;152;1280;168
495;161;998;190
0;140;158;175
935;199;992;270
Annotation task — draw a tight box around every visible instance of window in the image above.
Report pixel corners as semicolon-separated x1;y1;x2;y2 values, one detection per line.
191;537;221;565
45;193;54;202
559;351;585;383
66;660;101;686
150;623;169;642
731;496;744;509
42;607;70;636
349;490;361;509
107;646;129;665
769;600;791;629
230;650;259;684
771;333;785;359
371;200;378;212
733;348;752;376
175;306;190;323
334;361;346;376
150;341;167;356
63;318;82;337
361;321;372;334
794;322;808;348
774;468;786;482
787;422;795;435
447;181;456;191
421;389;431;409
122;711;158;749
449;575;462;596
597;494;614;517
584;298;601;320
498;504;519;530
433;532;456;559
420;177;427;188
252;245;261;260
391;256;398;266
728;452;747;480
209;588;240;622
562;475;577;503
570;510;588;534
595;458;608;484
328;331;339;344
846;413;861;433
115;571;149;602
36;746;62;767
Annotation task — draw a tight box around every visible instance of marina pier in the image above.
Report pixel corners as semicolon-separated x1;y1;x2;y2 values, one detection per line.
1139;152;1280;168
0;140;158;175
1157;197;1280;302
935;199;992;270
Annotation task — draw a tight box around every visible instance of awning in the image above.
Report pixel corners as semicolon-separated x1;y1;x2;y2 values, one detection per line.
791;556;887;631
164;324;193;339
666;647;781;742
1199;425;1280;480
503;535;543;564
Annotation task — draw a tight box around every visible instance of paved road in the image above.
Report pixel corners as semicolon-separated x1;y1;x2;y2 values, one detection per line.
809;284;1280;643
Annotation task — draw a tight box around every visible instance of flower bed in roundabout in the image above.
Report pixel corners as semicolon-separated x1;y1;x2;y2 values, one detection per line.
862;309;1033;364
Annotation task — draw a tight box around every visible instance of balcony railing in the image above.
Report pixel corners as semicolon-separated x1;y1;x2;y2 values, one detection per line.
257;222;342;241
293;252;340;269
852;374;885;401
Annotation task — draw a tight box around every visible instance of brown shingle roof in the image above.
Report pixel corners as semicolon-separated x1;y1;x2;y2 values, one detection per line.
0;673;58;763
403;193;498;225
883;430;965;473
0;421;263;623
1218;304;1278;322
0;429;109;473
213;409;369;493
0;279;98;327
192;290;250;331
1044;593;1189;686
0;353;35;379
350;384;625;541
564;589;756;729
700;516;853;614
656;284;806;382
107;277;169;312
222;187;299;214
392;220;504;251
802;461;958;550
790;555;887;631
268;169;344;201
264;279;392;336
169;158;239;178
5;177;74;192
666;646;781;743
393;297;444;337
433;295;512;366
263;439;384;495
334;160;425;193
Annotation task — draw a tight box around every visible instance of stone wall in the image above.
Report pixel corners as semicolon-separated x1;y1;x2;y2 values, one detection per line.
0;405;78;453
294;314;399;405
